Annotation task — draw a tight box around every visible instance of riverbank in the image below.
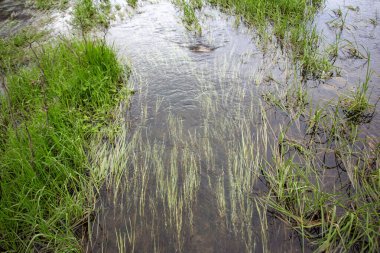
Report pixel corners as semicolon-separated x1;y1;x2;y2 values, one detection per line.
0;29;132;252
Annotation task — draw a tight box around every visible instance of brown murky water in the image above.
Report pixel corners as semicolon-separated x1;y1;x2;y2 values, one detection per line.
1;0;379;252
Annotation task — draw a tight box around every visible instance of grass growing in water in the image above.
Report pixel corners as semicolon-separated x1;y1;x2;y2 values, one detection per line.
81;37;378;252
33;0;68;9
207;0;332;79
173;0;202;34
127;0;138;8
0;38;130;252
257;69;379;251
339;62;375;124
73;0;111;31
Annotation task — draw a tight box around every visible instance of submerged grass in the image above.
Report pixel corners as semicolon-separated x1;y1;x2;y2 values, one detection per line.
260;112;380;252
82;30;378;252
0;37;130;251
190;47;379;251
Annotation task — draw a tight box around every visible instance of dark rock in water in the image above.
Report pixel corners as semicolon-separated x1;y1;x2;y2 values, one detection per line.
188;44;217;53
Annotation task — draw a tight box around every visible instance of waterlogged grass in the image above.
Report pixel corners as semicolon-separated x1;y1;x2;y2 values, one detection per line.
89;112;202;252
206;0;332;79
127;0;138;8
92;50;378;252
339;63;375;124
257;64;379;251
173;0;202;34
33;0;68;9
206;0;323;38
0;38;130;252
73;0;111;31
197;57;378;251
264;93;377;252
170;0;336;78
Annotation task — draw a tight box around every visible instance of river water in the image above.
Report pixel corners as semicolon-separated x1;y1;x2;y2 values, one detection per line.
1;0;379;252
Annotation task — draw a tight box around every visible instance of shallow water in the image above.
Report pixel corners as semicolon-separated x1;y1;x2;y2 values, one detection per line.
87;2;304;252
314;0;380;137
1;0;379;252
86;1;380;252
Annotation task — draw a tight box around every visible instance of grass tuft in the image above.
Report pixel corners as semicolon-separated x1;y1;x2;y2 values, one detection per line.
33;0;68;10
339;62;375;124
174;0;202;34
0;38;130;252
73;0;111;31
127;0;138;8
207;0;333;79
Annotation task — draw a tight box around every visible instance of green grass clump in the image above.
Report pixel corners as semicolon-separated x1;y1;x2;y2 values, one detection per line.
339;64;375;124
0;29;45;74
73;0;110;31
33;0;68;9
127;0;138;8
0;39;129;252
190;0;203;9
207;0;322;38
174;0;202;34
291;26;333;79
262;140;380;252
207;0;332;79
